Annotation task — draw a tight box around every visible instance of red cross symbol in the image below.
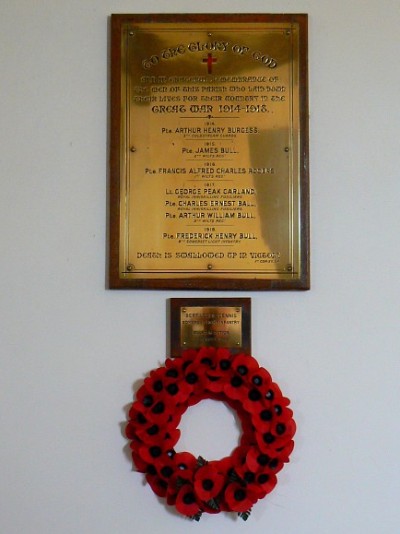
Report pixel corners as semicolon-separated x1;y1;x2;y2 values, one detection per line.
203;53;217;74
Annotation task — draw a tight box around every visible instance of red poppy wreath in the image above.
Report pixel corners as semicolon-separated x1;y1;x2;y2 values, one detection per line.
126;347;296;521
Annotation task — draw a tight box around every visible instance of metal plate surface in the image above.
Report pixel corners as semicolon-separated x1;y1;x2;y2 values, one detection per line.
110;14;309;290
170;298;251;357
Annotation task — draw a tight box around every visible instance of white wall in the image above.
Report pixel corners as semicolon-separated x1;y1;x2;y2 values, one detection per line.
1;1;399;533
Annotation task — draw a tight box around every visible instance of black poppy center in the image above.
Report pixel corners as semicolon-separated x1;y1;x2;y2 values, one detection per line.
260;409;272;421
183;492;196;505
137;413;147;424
274;404;282;415
202;479;214;491
153;380;163;392
265;389;274;401
276;423;286;435
166;369;178;378
201;357;212;366
161;466;174;478
230;376;243;388
219;359;231;370
152;401;165;414
149;446;162;458
166;383;179;395
185;372;198;384
257;454;270;466
248;388;262;401
263;432;275;444
269;458;279;469
234;489;246;501
147;424;159;436
237;365;248;376
142;395;153;407
258;474;269;484
252;375;263;386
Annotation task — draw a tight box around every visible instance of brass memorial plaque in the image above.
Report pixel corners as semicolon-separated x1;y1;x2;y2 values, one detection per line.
170;298;251;357
109;14;309;290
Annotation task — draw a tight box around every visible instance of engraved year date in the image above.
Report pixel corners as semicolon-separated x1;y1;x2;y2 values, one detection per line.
219;104;268;113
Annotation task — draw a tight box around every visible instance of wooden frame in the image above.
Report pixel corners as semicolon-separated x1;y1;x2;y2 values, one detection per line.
169;298;251;357
109;14;309;290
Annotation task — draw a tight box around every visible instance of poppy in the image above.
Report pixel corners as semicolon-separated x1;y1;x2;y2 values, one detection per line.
223;373;247;401
144;366;167;393
200;355;232;392
201;372;227;393
156;456;178;484
164;357;185;377
255;471;277;494
172;451;197;472
146;472;168;498
163;375;193;404
254;412;295;453
248;367;272;390
167;473;192;504
251;399;293;433
136;385;155;409
134;422;162;444
250;406;274;430
231;353;260;381
242;387;266;415
194;346;218;366
194;464;225;501
145;395;176;425
175;485;201;516
246;446;272;473
224;482;259;512
138;443;168;465
196;347;231;375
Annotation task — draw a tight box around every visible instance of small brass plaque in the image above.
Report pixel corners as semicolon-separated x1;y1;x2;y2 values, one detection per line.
181;306;242;349
170;298;251;357
109;14;309;290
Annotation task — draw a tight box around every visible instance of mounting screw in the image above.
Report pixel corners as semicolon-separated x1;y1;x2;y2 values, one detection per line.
130;146;136;152
126;264;134;271
207;264;213;270
287;264;293;272
284;147;290;152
